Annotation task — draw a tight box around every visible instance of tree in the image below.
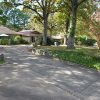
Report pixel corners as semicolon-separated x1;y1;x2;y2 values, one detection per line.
7;8;30;31
10;0;58;45
28;14;44;33
59;0;93;48
90;4;100;49
58;0;94;46
58;0;71;45
76;0;95;37
0;1;30;31
28;12;66;39
66;0;90;49
0;7;8;25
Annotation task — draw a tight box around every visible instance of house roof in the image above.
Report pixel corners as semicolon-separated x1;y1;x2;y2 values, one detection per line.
52;34;64;39
18;30;41;36
0;26;17;35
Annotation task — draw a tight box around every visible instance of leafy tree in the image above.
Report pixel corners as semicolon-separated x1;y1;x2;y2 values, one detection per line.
59;0;95;48
66;0;88;48
7;8;30;31
28;14;44;33
0;8;8;25
11;0;58;45
57;0;71;45
28;11;67;42
0;1;30;31
2;0;96;47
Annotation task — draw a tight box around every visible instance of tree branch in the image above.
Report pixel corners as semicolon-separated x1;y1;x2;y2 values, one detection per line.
78;0;87;6
36;0;44;10
64;1;72;11
13;3;43;19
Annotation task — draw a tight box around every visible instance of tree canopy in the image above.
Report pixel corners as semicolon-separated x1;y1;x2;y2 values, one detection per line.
0;0;98;48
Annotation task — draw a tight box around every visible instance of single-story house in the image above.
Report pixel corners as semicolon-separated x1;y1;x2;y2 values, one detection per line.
0;26;17;35
17;30;42;43
0;26;42;43
52;34;64;40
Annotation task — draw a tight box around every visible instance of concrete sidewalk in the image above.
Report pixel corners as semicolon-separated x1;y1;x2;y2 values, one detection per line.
0;45;100;100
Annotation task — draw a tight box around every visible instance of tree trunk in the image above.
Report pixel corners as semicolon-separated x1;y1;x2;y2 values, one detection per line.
50;30;53;37
97;34;100;49
63;35;67;45
43;14;48;45
64;18;70;45
67;0;78;49
67;35;75;49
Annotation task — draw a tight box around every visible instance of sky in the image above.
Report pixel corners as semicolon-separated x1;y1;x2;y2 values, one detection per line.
0;0;23;10
0;0;100;8
0;0;3;2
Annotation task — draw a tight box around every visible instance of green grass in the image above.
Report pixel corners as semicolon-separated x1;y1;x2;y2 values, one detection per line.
36;46;100;70
0;60;5;64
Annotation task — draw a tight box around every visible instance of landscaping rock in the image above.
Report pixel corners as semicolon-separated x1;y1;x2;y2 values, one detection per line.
33;49;53;57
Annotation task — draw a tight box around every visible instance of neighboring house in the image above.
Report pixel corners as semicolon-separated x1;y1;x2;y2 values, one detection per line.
18;30;42;43
0;26;42;43
0;26;17;35
52;34;64;40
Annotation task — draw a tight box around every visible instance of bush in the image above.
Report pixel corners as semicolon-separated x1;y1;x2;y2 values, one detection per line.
84;39;97;46
75;36;96;46
47;37;55;45
13;36;29;44
0;36;29;45
37;36;55;46
0;39;9;45
34;36;60;46
35;36;43;45
14;36;22;44
9;38;17;45
20;39;29;44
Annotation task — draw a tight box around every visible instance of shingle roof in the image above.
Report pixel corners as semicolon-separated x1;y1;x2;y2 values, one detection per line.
18;30;41;36
0;26;17;35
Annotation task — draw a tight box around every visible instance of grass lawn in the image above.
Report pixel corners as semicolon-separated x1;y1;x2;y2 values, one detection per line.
36;46;100;71
0;60;5;64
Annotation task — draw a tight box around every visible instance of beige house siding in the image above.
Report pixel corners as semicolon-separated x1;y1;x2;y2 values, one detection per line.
22;37;31;43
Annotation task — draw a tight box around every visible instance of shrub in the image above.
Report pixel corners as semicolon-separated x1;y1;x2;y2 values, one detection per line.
9;38;17;45
84;39;96;46
14;36;22;44
35;36;43;45
0;39;9;45
75;36;96;46
47;37;55;45
20;39;29;44
13;36;29;44
39;37;55;46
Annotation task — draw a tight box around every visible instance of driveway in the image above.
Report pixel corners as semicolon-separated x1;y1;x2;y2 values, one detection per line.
0;45;100;100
